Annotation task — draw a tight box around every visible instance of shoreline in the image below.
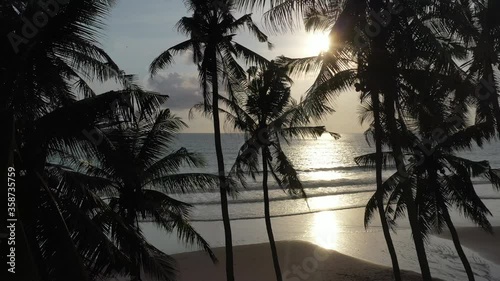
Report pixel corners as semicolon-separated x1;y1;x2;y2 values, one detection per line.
437;226;500;265
144;203;500;280
172;240;442;281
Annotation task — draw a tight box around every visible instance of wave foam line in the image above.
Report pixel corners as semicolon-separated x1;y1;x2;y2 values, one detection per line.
190;204;368;222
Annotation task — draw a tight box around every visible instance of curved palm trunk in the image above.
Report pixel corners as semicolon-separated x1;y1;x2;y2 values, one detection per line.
371;91;402;281
484;1;500;135
384;93;432;280
483;63;500;135
125;205;142;281
429;168;475;280
19;136;54;281
365;0;431;276
262;148;283;281
130;235;142;280
443;205;475;280
211;55;235;281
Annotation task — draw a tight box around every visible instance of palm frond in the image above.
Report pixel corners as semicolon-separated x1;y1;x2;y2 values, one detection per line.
485;168;500;190
143;147;205;182
364;193;378;228
303;68;357;119
268;143;306;198
354;152;397;169
279;126;326;139
145;173;220;193
150;40;195;75
137;110;187;169
139;243;177;281
232;42;271;67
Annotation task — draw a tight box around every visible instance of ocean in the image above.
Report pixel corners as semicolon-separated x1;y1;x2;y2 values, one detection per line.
143;133;500;281
167;133;500;221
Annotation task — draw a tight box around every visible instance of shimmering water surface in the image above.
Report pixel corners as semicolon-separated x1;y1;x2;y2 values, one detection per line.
169;133;500;221
143;133;500;281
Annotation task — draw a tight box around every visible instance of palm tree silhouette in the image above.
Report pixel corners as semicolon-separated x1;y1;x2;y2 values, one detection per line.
15;85;167;280
194;62;330;281
2;2;133;279
356;70;500;280
50;107;219;281
356;123;499;281
150;1;271;279
449;1;500;137
369;84;404;281
258;1;471;278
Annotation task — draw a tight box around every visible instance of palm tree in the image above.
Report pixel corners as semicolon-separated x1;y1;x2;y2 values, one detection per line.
356;123;500;281
236;2;499;280
49;107;219;281
1;1;130;279
1;0;126;118
149;1;271;279
254;1;470;278
371;90;404;281
356;72;500;280
193;62;331;281
450;1;500;136
15;85;167;280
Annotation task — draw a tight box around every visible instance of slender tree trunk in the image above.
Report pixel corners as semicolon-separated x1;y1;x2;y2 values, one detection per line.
384;93;432;280
444;207;475;280
364;0;432;276
262;148;283;281
483;63;500;135
211;55;235;281
5;115;43;281
19;139;52;281
484;1;500;135
126;209;141;281
371;91;402;281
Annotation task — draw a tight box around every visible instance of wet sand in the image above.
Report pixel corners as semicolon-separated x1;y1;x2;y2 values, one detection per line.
438;226;500;265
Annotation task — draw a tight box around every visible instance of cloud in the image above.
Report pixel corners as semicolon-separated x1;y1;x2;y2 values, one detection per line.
145;72;203;110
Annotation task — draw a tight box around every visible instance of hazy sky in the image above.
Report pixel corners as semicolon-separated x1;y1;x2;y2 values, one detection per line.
94;0;366;133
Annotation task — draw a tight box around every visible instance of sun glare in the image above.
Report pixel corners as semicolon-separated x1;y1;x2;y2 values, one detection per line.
305;32;331;56
312;211;339;250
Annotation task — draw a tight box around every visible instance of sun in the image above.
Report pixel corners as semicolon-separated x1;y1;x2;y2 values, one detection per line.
305;32;331;56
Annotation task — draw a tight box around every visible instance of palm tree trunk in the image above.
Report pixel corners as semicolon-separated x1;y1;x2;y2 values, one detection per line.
211;54;235;281
483;63;500;135
3;115;40;281
364;0;432;275
18;136;52;281
262;148;283;281
127;211;141;281
485;1;500;135
384;93;432;280
444;208;475;280
371;91;402;281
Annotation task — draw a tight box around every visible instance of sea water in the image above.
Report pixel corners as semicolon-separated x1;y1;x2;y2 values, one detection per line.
167;133;500;221
143;133;500;280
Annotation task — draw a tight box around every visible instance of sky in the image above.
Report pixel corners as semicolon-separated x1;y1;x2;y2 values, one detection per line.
93;0;366;133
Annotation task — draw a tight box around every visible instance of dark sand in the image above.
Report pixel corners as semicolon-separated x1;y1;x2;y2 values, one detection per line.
438;226;500;265
172;240;442;281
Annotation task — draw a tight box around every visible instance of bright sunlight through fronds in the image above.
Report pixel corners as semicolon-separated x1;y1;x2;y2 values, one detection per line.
305;32;331;56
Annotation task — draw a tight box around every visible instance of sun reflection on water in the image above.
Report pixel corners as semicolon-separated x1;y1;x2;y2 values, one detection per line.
292;134;342;170
312;211;340;250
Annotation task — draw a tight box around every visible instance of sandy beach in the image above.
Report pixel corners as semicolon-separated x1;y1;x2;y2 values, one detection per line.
144;201;500;281
438;226;500;265
172;240;439;281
